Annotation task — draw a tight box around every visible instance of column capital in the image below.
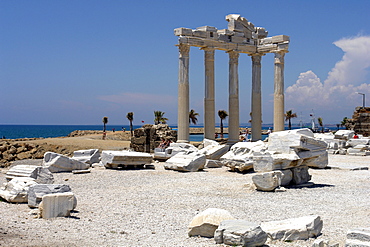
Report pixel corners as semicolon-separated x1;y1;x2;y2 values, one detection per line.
227;50;239;64
177;43;190;57
249;53;264;64
274;51;287;64
200;46;215;52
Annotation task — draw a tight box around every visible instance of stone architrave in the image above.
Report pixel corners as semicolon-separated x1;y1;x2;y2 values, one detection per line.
177;43;190;143
260;215;323;241
0;177;37;203
72;149;100;164
6;165;54;184
43;152;90;173
346;228;370;247
214;220;268;246
39;192;77;219
28;184;72;208
100;150;153;169
188;208;235;237
252;171;283;191
164;152;206;172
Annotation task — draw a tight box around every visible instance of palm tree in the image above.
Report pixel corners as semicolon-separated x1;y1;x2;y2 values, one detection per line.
285;110;297;130
218;110;228;138
341;117;349;130
189;109;199;125
102;116;108;132
126;112;134;137
154;111;168;124
317;117;323;132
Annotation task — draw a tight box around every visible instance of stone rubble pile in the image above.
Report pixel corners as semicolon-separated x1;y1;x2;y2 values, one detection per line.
188;208;325;246
250;129;328;191
315;130;370;156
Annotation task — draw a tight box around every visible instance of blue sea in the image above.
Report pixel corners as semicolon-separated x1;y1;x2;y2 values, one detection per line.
0;124;341;142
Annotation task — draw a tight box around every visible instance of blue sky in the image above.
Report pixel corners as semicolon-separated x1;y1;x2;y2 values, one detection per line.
1;1;370;126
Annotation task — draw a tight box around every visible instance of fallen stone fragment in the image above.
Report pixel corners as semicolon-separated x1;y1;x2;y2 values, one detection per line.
72;169;91;174
100;150;153;169
39;192;77;219
346;228;370;247
251;171;283;192
188;208;235;237
164;152;206;172
6;165;54;184
214;219;268;246
260;215;323;241
0;177;37;203
312;239;339;247
28;184;72;208
72;149;100;164
43;152;90;173
198;139;229;160
291;166;311;185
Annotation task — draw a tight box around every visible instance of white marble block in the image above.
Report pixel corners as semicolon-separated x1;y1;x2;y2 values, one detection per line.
261;215;323;241
346;228;370;247
72;149;100;164
43;152;90;173
100;150;153;169
28;184;72;208
164;152;206;172
188;208;235;237
0;177;37;203
39;192;77;219
214;220;268;246
6;165;54;184
252;171;283;191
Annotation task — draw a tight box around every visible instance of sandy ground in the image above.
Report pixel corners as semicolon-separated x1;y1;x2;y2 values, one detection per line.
0;137;369;246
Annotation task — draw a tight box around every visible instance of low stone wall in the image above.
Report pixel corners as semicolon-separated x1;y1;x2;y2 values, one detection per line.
130;124;177;153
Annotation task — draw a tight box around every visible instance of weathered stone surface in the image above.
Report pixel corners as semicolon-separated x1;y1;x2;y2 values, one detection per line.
188;208;235;237
253;151;301;172
214;220;268;246
39;192;77;219
153;143;198;161
260;215;323;241
28;184;72;208
291;166;311;185
43;152;90;173
100;150;153;169
198;139;229;160
164;152;206;172
252;171;283;191
0;177;37;203
346;139;370;147
313;239;339;247
5;164;54;184
205;159;223;168
346;228;370;247
281;169;293;186
72;149;100;164
221;141;267;172
334;130;355;140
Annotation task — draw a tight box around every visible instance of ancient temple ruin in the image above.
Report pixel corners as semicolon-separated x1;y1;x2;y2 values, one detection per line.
346;107;370;136
174;14;290;143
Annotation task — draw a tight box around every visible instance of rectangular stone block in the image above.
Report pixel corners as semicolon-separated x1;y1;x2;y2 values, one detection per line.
192;30;207;38
174;27;193;36
231;36;246;43
196;26;217;32
39;192;77;219
271;35;290;43
28;184;72;208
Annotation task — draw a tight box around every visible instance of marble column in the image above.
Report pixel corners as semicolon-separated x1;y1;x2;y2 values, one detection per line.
202;47;216;140
177;44;190;143
227;50;240;144
250;54;263;141
273;51;286;132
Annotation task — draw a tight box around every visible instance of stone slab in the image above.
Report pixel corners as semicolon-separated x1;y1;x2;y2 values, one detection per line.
164;152;206;172
100;150;153;169
28;184;72;208
6;165;54;184
0;177;37;203
43;152;90;173
214;220;268;246
261;215;323;241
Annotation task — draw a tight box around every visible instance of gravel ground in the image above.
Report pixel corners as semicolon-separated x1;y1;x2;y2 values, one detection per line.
0;154;369;247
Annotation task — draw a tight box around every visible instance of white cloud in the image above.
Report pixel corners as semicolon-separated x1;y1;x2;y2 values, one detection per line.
286;35;370;122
